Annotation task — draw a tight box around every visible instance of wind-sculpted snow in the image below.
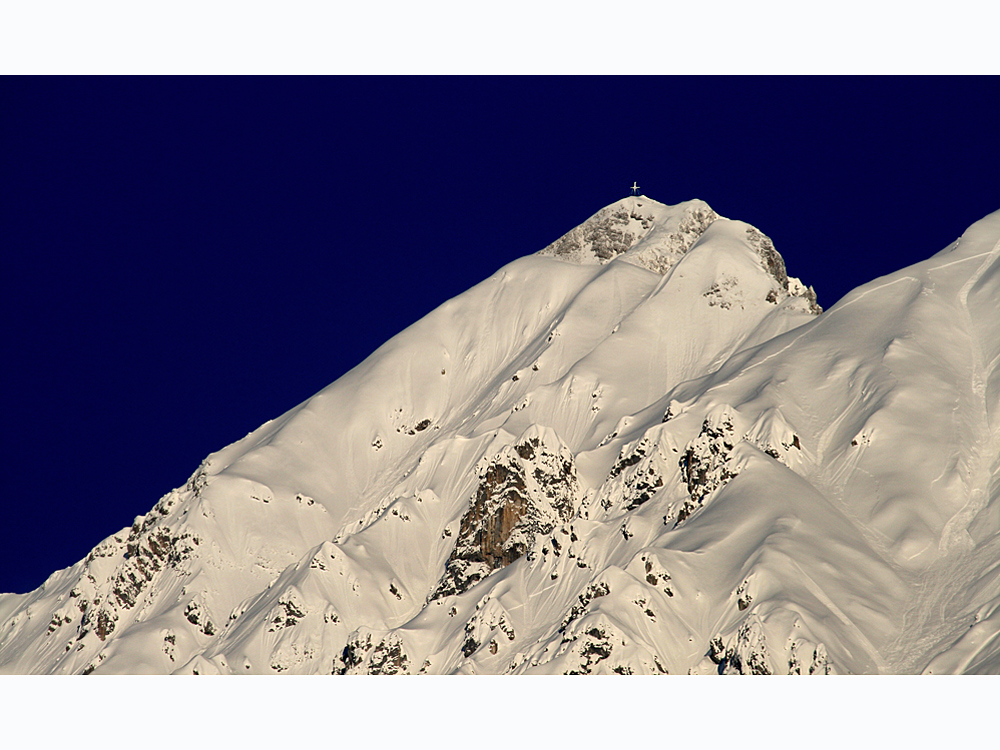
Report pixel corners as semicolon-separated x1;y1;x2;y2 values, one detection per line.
2;198;999;674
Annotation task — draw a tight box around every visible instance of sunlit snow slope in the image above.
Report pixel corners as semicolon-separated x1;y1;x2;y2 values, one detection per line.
3;196;999;675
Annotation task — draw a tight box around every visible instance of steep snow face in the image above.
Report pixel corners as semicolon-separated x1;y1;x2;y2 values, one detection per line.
2;198;998;675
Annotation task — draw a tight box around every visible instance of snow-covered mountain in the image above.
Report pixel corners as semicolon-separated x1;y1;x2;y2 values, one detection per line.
3;195;999;675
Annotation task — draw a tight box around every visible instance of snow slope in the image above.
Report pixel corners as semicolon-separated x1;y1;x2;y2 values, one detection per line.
2;196;998;675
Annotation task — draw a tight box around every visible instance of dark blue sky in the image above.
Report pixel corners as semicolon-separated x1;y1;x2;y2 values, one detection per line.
3;77;998;595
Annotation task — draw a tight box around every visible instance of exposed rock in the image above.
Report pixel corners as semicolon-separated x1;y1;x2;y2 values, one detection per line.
539;200;719;274
64;504;201;648
162;631;176;662
639;554;674;597
183;599;216;637
736;579;753;611
367;634;410;675
703;275;743;310
267;589;308;632
336;630;410;675
461;596;516;662
626;204;720;274
95;609;116;641
746;225;788;290
560;579;610;631
789;640;831;675
336;630;373;674
710;615;773;675
541;205;637;262
600;436;669;513
432;431;580;599
676;411;739;524
112;521;199;610
744;224;822;314
557;623;623;675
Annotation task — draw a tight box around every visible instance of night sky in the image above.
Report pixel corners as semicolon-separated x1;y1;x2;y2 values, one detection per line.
3;76;998;595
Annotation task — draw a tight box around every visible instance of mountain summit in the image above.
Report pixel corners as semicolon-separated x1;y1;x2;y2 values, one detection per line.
3;197;999;675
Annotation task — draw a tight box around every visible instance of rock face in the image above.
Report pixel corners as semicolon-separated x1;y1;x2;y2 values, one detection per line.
677;411;740;524
4;197;1000;675
433;430;580;599
539;197;720;275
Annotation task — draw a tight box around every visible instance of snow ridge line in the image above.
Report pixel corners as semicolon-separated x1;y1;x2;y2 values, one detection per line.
939;234;1000;555
885;234;1000;673
702;274;917;404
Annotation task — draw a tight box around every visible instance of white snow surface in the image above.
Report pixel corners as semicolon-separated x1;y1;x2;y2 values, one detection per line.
3;195;999;675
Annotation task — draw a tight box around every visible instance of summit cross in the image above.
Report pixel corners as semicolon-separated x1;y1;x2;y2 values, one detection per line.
630;182;641;196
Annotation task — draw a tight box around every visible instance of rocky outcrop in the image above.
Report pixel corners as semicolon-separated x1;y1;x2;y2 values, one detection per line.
745;224;822;313
539;198;719;274
541;204;638;262
627;204;719;275
433;430;580;599
708;615;772;675
676;411;740;525
70;495;201;645
560;579;611;632
597;435;671;515
459;594;516;661
336;630;411;675
110;500;200;612
707;615;832;675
